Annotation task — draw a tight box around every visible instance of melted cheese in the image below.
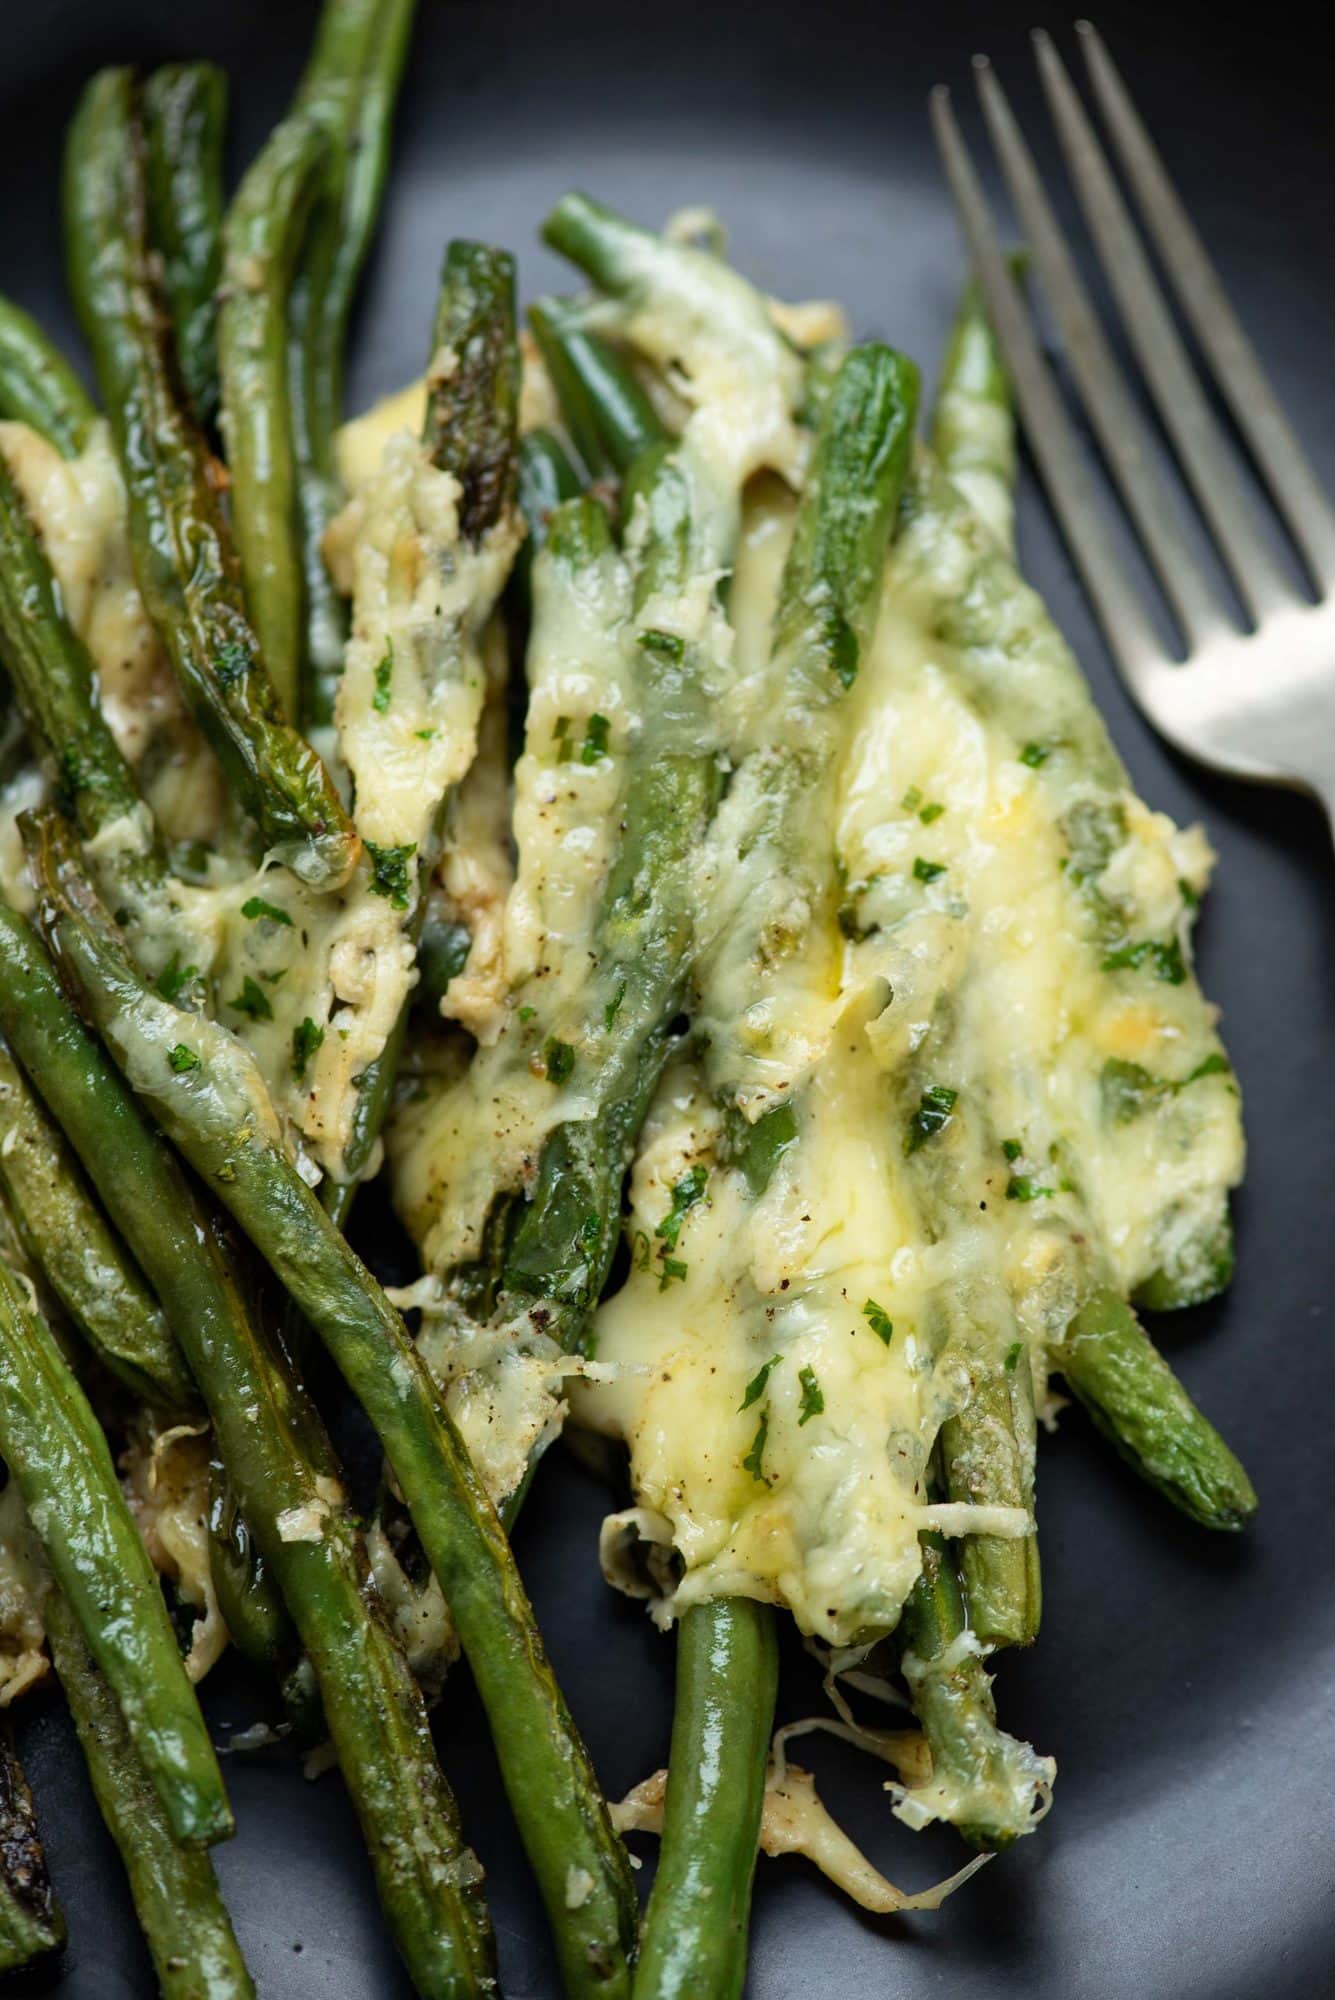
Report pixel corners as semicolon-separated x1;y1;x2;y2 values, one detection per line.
580;448;1241;1648
613;1755;990;1914
120;1418;226;1683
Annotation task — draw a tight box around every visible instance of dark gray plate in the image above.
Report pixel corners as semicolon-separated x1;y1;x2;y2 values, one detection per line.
4;3;1333;1995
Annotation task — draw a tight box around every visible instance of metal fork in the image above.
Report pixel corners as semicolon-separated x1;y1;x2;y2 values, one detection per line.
931;22;1335;833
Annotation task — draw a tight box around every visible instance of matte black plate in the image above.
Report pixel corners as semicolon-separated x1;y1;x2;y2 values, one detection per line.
5;4;1334;1995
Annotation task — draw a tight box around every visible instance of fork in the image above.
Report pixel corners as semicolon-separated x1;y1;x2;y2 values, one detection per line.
930;22;1335;835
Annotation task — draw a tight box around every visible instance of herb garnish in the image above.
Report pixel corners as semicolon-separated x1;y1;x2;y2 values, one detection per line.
364;840;416;910
229;977;273;1022
862;1299;894;1345
906;1084;958;1153
241;895;292;926
797;1366;824;1425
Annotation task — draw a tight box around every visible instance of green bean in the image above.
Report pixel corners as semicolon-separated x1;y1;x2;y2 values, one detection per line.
26;813;635;2000
541;193;802;425
530;300;665;477
219;115;328;722
633;1600;777;2000
897;1530;1052;1851
505;426;584;673
1058;1287;1257;1530
0;1034;193;1407
323;238;520;1218
496;480;718;1350
633;345;921;1967
0;295;95;456
905;307;1037;1644
288;0;417;731
206;1458;294;1671
0;898;496;1995
421;240;521;540
62;69;357;891
143;64;228;429
688;343;918;1114
0;1720;65;1973
517;426;584;547
931;276;1017;554
938;1356;1041;1649
43;1586;255;1999
0;1254;231;1850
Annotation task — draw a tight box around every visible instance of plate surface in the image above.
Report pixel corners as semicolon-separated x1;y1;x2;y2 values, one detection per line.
4;4;1334;1996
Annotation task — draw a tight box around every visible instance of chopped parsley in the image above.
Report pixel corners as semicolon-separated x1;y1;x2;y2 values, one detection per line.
656;1164;708;1252
733;1101;798;1198
657;1257;688;1291
603;980;627;1031
1006;1175;1056;1202
900;785;923;812
862;1299;894;1345
1002;1137;1023;1162
364;840;416;910
581;714;611;764
156;953;198;1002
292;1017;325;1083
167;1044;200;1074
1100;937;1187;984
1019;741;1050;768
739;1354;782;1412
553;715;574;762
542;1037;576;1084
415;727;437;742
918;800;946;825
372;642;394;713
518;1004;536;1023
229;977;273;1023
1004;1341;1024;1373
905;1083;958;1154
913;856;947;884
1178;877;1200;911
742;1411;769;1483
639;629;684;664
241;895;292;927
1101;1052;1231;1125
797;1366;824;1425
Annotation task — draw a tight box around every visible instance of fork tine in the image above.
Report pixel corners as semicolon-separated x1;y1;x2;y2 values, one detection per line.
973;56;1224;653
1034;30;1292;628
1078;21;1335;592
929;85;1165;697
